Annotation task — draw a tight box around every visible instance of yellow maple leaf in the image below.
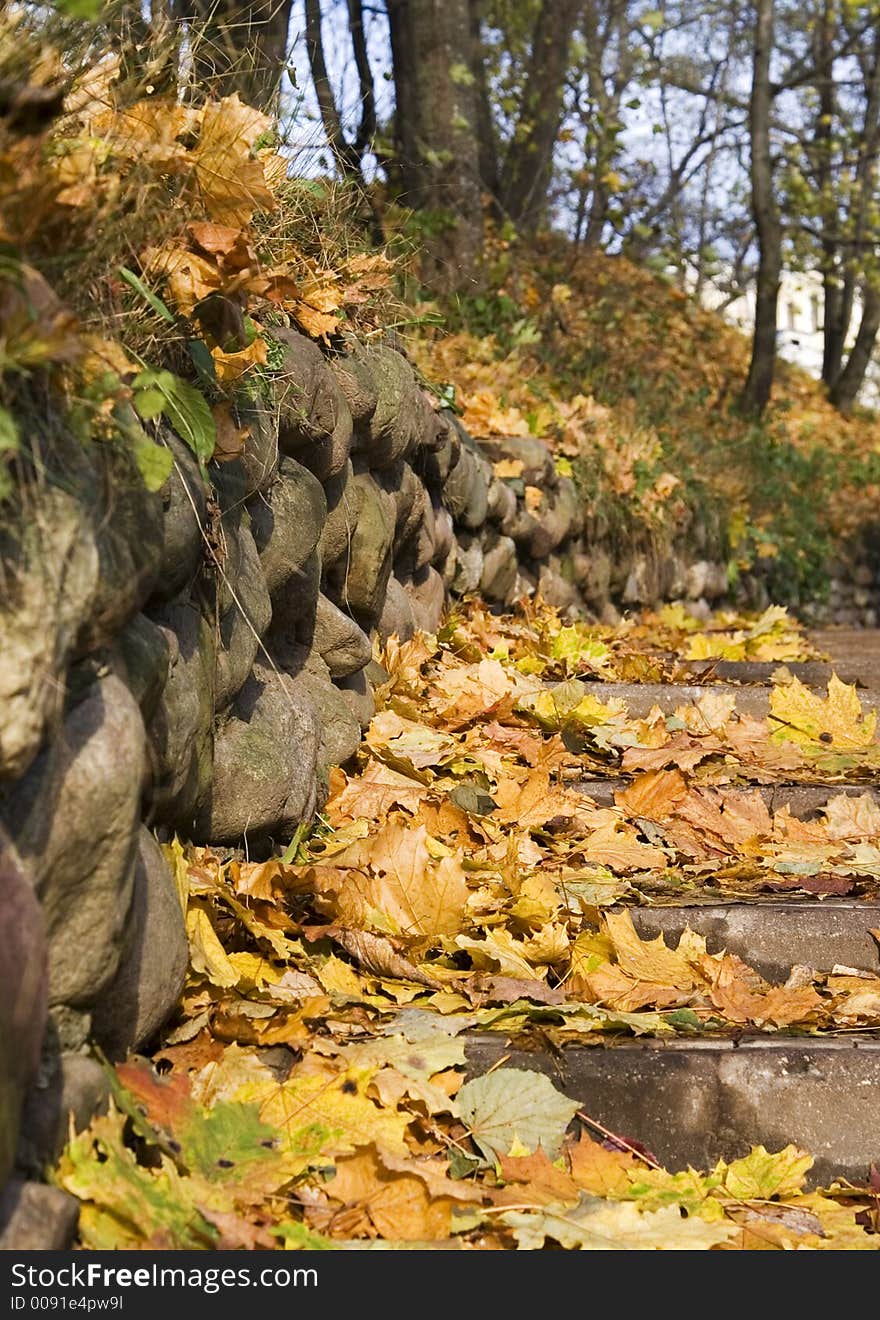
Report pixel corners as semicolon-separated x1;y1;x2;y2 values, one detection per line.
192;95;277;224
769;674;877;750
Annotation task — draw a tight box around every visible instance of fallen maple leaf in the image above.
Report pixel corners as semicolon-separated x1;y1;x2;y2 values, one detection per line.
500;1195;736;1250
456;1068;579;1164
769;674;877;750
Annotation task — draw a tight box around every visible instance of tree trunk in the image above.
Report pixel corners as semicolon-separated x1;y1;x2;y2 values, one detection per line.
180;0;293;111
386;0;484;291
386;0;421;203
468;0;500;205
830;283;880;413
739;0;780;418
832;23;880;401
498;0;580;232
304;0;360;177
813;1;846;386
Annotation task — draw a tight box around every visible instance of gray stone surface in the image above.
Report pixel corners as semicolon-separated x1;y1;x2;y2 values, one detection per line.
309;594;372;679
352;345;432;468
430;502;455;568
152;429;208;604
77;442;164;654
335;667;375;730
91;829;188;1059
116;613;170;721
0;675;144;1011
330;347;378;428
191;660;320;844
213;521;272;711
386;460;427;555
443;448;489;529
537;557;582;611
486;476;517;528
451;536;484;595
0;842;46;1186
574;548;612;607
404;565;446;634
0;491;93;779
235;401;279;495
146;597;215;831
270;327;353;481
466;1035;880;1188
248;457;326;597
528;486;576;559
406;489;436;576
284;649;363;775
17;1053;110;1176
377;574;416;643
321;461;360;580
418;424;459;488
504;503;543;551
480;533;518;604
0;1181;78;1250
267;546;321;637
477;434;556;487
338;471;396;625
812;628;880;686
631;900;880;981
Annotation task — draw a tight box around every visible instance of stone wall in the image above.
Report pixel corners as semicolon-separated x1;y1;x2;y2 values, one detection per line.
0;330;736;1240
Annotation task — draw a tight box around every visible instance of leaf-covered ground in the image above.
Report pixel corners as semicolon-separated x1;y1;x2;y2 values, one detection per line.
55;603;880;1249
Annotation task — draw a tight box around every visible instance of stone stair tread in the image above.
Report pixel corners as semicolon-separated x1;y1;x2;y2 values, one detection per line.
568;680;880;719
465;1033;880;1187
574;778;880;813
630;900;880;980
676;659;844;685
466;631;880;1189
812;628;880;681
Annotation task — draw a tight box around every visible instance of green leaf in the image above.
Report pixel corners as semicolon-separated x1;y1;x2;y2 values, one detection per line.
131;368;216;465
118;267;175;324
53;1109;218;1250
187;338;217;389
0;405;19;454
501;1196;737;1251
131;433;173;492
271;1222;337;1250
173;1099;281;1185
132;387;167;421
0;406;20;501
52;0;102;16
456;1068;579;1164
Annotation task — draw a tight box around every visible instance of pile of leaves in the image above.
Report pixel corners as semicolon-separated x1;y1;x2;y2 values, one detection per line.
55;600;880;1249
0;11;397;497
412;239;880;598
54;1055;879;1250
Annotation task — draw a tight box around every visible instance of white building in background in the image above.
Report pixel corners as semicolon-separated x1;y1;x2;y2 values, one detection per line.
698;269;880;408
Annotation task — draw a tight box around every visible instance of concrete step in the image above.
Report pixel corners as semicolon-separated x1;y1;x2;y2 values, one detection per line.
812;629;880;686
573;679;880;720
676;659;846;686
465;1034;880;1186
631;900;880;981
672;631;880;690
574;778;880;814
469;633;880;1187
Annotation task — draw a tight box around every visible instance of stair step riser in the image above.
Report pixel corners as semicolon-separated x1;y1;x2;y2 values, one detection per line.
631;902;880;980
575;780;880;814
575;681;880;720
466;1036;880;1187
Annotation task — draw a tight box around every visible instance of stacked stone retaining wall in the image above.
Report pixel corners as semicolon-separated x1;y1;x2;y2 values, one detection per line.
0;329;747;1241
